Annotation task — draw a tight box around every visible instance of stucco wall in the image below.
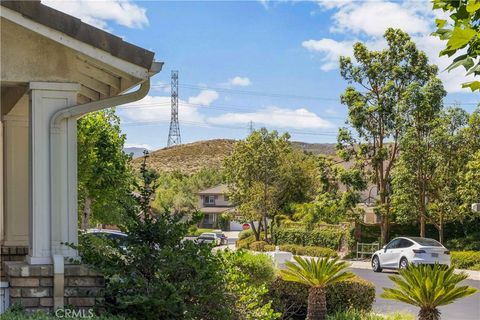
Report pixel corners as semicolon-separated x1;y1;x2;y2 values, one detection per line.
0;19;77;84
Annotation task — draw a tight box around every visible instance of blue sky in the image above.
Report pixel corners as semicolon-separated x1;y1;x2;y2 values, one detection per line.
43;0;479;150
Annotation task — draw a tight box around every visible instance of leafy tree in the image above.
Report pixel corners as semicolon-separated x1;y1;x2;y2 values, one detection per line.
432;0;480;91
458;108;480;213
77;109;133;229
224;128;316;241
381;264;477;320
279;256;354;320
428;108;471;243
337;28;439;244
391;79;447;237
153;168;224;214
291;156;366;226
74;154;233;319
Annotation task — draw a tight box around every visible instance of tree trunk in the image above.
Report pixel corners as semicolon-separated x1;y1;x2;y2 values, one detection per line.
420;214;426;238
438;215;444;244
82;196;92;230
250;220;260;241
418;307;440;320
380;215;390;246
307;286;327;320
263;215;268;242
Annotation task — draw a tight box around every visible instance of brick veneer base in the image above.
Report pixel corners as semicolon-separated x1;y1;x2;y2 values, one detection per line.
1;247;28;281
3;261;105;312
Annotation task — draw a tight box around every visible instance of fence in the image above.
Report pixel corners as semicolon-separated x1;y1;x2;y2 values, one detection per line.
356;242;380;260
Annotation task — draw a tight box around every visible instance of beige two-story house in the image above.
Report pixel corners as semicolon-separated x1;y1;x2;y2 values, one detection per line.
197;184;244;230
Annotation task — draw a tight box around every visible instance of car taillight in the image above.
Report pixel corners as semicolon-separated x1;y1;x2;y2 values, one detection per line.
444;250;450;255
413;249;426;254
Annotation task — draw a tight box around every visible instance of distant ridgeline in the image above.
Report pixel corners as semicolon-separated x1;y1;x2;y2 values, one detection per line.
129;139;337;174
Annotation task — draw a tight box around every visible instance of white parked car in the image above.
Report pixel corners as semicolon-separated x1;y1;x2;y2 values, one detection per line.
371;236;451;272
197;232;222;246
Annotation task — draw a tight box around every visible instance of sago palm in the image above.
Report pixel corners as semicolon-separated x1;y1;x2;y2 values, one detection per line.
279;256;354;320
381;264;477;320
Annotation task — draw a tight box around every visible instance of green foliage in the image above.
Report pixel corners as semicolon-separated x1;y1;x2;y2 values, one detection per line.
268;276;375;319
381;264;477;320
280;256;354;288
186;227;217;237
338;28;439;245
446;233;480;251
219;213;231;230
391;78;446;236
250;240;269;252
153;167;224;214
432;0;480;91
293;156;366;226
273;227;346;250
236;234;257;249
222;250;275;286
219;250;280;320
239;228;254;240
277;245;338;258
77;109;133;228
224;128;317;241
326;310;415;320
451;251;480;270
73;155;232;320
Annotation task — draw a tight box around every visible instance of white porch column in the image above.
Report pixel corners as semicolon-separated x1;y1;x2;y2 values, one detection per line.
27;82;80;265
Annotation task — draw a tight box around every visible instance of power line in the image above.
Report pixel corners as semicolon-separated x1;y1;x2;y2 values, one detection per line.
150;83;479;106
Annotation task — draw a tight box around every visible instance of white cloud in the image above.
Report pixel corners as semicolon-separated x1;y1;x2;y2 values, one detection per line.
42;0;148;30
118;95;205;124
306;0;473;93
227;76;252;87
188;90;219;106
321;1;431;37
207;106;334;130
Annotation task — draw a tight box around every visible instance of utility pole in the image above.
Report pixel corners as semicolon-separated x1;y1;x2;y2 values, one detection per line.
167;70;181;147
248;121;254;134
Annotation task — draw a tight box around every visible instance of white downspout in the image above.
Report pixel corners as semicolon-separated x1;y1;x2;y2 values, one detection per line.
48;59;161;310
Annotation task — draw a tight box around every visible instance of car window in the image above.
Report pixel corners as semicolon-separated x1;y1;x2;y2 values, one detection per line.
409;237;443;247
386;239;400;249
398;239;414;248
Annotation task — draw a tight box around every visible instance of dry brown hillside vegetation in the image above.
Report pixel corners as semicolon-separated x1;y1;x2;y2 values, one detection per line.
131;139;336;173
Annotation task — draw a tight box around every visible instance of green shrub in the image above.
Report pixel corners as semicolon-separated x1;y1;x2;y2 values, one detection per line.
236;234;256;249
239;228;254;240
251;243;338;258
268;276;375;319
218;213;231;231
273;227;345;250
222;250;275;285
451;251;480;270
326;309;415;320
446;233;480;251
250;241;269;252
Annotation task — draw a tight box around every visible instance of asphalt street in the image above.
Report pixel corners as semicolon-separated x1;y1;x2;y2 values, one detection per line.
351;268;480;320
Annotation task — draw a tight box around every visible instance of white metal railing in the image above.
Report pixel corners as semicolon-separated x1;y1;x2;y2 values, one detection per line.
356;242;379;260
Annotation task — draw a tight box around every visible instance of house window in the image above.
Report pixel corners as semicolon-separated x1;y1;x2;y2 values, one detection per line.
204;195;215;205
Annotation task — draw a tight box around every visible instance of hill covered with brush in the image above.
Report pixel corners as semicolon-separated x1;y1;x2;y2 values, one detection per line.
131;139;336;173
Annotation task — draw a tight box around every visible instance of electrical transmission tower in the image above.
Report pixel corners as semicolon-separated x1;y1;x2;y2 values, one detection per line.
167;70;181;147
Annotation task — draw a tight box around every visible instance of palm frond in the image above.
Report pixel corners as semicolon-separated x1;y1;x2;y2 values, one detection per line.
279;256;354;288
381;264;477;310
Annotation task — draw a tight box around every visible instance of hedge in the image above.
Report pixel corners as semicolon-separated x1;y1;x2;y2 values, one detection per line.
273;227;346;250
268;276;375;319
451;251;480;270
238;228;254;240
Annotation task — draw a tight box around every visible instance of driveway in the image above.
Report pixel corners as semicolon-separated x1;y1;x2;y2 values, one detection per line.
350;268;480;320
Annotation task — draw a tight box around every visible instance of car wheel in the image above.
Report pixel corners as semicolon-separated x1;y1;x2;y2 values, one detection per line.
399;257;408;270
372;256;382;272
